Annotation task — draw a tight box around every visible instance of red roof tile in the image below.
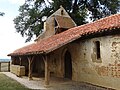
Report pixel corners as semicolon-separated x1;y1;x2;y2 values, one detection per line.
8;14;120;56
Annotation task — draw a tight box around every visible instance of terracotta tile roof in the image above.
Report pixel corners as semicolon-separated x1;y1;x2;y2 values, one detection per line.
8;14;120;56
55;15;76;28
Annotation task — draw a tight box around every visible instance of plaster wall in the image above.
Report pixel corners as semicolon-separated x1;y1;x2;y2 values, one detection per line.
11;34;120;89
48;46;66;78
69;35;120;90
37;17;55;41
48;43;81;79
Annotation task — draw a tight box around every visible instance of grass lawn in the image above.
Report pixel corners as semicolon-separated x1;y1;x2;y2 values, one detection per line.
0;73;30;90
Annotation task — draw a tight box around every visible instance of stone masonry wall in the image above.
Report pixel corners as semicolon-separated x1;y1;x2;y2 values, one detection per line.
69;35;120;90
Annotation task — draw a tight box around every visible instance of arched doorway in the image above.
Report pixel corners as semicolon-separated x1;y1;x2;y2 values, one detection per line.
64;50;72;79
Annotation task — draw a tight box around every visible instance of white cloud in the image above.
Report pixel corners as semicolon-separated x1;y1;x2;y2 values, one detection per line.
0;0;25;5
8;0;25;5
0;16;33;59
0;0;35;59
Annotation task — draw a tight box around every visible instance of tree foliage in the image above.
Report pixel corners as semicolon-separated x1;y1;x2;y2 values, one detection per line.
0;12;5;16
14;0;120;42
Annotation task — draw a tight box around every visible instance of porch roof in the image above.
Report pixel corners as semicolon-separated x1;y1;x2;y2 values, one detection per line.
8;14;120;56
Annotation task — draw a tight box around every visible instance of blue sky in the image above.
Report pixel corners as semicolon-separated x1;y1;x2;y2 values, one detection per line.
0;0;33;59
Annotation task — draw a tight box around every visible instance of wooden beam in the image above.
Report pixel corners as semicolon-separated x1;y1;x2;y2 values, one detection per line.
8;61;10;72
19;57;22;66
11;57;15;65
27;56;34;80
43;55;50;86
0;62;1;72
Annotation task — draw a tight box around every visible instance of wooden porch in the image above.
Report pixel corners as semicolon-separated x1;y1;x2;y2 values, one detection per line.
11;54;51;86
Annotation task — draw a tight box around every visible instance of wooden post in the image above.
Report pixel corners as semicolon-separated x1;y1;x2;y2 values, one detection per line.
8;61;10;72
11;57;14;65
43;55;50;86
0;62;1;72
27;56;34;80
19;57;22;66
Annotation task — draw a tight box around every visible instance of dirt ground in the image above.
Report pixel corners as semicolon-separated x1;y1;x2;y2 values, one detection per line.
48;82;114;90
46;77;114;90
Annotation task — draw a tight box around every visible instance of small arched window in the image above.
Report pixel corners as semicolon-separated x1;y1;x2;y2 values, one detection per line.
95;41;101;59
61;10;63;15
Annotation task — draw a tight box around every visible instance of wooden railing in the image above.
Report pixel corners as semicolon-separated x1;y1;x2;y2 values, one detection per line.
0;61;10;72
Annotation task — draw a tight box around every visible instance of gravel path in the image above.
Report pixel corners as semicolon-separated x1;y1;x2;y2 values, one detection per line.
2;72;46;89
2;72;114;90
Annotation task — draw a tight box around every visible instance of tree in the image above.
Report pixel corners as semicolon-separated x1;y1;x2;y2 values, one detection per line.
0;12;5;16
85;0;120;20
14;0;120;42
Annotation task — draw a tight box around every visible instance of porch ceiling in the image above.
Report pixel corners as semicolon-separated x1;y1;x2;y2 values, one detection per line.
8;14;120;56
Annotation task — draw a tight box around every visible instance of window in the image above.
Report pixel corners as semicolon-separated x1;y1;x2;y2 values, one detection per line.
95;41;101;59
61;10;63;15
54;19;58;27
